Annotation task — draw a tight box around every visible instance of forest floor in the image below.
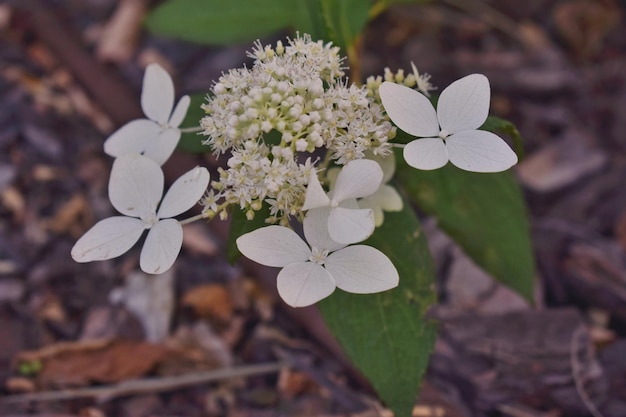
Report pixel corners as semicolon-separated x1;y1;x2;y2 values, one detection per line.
1;0;626;416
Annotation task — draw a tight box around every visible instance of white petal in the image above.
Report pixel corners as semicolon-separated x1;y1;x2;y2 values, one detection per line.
140;219;182;274
332;159;383;202
169;95;191;128
369;184;403;212
71;217;145;262
141;63;175;125
358;185;403;227
302;171;330;211
357;198;385;227
437;74;490;134
158;166;210;218
277;262;336;307
109;154;164;219
325;245;399;294
142;128;181;166
103;119;160;158
378;81;439;137
236;226;311;267
403;138;449;170
303;208;346;253
446;129;518;173
375;153;396;183
328;207;375;244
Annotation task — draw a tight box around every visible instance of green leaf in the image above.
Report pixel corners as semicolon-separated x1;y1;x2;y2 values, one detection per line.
320;199;437;417
395;147;535;302
177;93;207;153
146;0;293;45
319;0;371;52
226;203;271;264
292;0;328;40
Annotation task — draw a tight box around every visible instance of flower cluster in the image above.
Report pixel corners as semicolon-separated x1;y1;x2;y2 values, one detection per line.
70;33;520;308
200;34;395;224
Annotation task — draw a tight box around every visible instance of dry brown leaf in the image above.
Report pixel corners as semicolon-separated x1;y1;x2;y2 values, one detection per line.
16;339;169;388
553;0;622;60
1;185;25;221
182;284;234;323
5;376;36;393
96;0;149;63
43;193;90;236
182;223;219;257
277;368;316;399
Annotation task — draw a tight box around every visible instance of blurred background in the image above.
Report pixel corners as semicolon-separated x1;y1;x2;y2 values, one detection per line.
0;0;625;416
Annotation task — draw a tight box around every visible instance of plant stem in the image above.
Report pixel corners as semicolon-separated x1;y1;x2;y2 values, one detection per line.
179;212;207;225
179;126;203;133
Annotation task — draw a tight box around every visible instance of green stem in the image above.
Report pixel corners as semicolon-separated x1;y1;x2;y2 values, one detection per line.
179;212;207;225
179;126;203;133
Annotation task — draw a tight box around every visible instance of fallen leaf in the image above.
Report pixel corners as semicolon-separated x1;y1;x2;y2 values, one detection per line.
553;0;621;60
110;270;175;343
182;223;219;256
96;0;148;62
43;193;90;236
16;339;169;388
277;368;316;399
517;130;607;192
182;284;234;323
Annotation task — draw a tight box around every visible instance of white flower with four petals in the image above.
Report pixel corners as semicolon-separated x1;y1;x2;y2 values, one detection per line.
379;74;518;173
302;159;382;245
104;63;191;166
71;153;209;274
236;208;399;307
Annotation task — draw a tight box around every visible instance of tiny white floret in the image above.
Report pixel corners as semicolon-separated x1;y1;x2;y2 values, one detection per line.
71;154;209;274
236;208;399;307
104;63;191;166
379;74;518;173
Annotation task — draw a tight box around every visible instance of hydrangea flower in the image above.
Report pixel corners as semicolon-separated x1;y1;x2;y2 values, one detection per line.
357;153;403;226
200;35;394;224
71;154;209;274
236;208;399;307
104;63;190;166
302;159;382;244
379;74;518;173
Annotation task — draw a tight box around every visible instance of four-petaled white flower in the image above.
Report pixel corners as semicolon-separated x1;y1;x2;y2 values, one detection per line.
236;208;399;307
104;63;190;166
379;74;518;173
357;153;403;226
71;153;209;274
302;159;382;245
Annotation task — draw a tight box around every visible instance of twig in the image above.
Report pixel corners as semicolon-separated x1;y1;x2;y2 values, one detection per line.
570;325;605;417
2;362;287;404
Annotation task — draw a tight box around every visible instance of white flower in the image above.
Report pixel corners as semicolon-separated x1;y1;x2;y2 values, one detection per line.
71;154;209;274
302;159;382;245
357;153;403;226
104;64;190;166
236;208;399;307
409;62;435;97
379;74;518;173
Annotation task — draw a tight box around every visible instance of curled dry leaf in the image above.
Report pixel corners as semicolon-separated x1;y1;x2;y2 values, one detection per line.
15;339;169;388
96;0;149;63
182;284;234;323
